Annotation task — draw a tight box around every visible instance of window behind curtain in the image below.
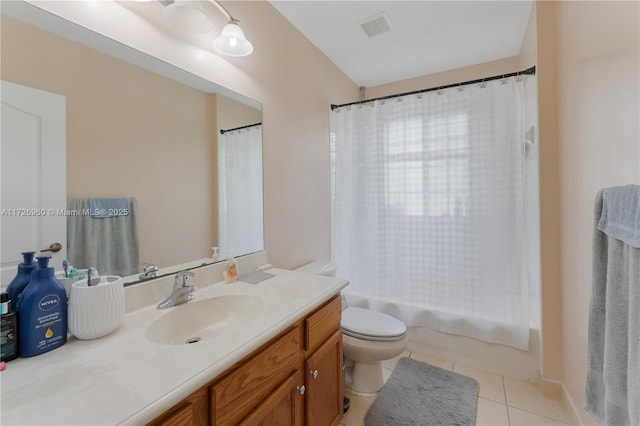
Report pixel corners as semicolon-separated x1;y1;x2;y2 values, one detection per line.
384;114;470;217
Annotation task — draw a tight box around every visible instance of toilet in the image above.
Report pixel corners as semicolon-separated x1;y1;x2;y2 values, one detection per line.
295;261;407;395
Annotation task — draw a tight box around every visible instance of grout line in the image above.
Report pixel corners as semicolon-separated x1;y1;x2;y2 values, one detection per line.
478;396;508;406
507;405;573;425
504;379;573;424
503;376;512;425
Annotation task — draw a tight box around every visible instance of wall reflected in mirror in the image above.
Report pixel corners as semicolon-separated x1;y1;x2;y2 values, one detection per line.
0;10;263;285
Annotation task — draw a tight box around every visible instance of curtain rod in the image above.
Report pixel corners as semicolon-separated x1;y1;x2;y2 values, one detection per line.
219;122;262;135
330;66;536;111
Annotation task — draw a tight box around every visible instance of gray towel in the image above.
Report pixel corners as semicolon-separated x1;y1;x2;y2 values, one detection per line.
597;185;640;248
89;197;131;218
67;198;139;277
585;189;640;426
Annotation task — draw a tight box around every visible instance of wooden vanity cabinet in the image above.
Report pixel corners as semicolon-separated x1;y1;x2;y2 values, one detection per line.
303;296;343;426
148;295;343;426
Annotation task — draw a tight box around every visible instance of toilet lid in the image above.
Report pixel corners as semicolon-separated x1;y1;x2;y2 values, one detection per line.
341;307;407;339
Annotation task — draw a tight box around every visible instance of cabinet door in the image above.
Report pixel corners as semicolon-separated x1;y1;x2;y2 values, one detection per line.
305;331;343;426
238;371;304;426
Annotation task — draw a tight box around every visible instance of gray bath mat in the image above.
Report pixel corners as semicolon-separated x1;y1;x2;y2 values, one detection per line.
365;357;479;426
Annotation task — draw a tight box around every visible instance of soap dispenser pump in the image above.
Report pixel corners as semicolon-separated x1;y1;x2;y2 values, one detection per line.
6;251;37;312
17;256;67;357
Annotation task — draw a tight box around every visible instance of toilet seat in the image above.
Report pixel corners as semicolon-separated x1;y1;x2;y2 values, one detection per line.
341;307;407;342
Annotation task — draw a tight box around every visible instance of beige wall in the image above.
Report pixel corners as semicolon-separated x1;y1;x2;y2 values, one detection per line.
1;16;218;270
228;2;359;268
216;94;261;131
536;0;565;383
554;1;639;423
366;56;524;99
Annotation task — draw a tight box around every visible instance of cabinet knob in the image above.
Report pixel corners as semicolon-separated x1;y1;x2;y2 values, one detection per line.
310;369;319;380
296;385;306;395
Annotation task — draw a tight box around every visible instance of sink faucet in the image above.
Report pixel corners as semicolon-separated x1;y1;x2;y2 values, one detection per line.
139;264;159;280
157;271;196;309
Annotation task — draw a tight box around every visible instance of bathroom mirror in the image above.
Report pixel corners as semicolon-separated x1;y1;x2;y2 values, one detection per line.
0;3;263;285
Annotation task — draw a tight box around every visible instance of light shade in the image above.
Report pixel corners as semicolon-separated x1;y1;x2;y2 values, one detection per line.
213;21;254;57
164;0;213;35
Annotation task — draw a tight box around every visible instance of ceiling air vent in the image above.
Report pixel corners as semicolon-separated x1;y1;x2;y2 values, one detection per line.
359;12;393;38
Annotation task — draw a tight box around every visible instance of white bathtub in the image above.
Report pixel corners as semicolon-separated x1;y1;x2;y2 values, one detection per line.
407;326;541;381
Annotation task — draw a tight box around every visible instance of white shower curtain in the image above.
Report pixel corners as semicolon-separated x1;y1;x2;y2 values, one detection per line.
331;77;529;349
218;125;263;258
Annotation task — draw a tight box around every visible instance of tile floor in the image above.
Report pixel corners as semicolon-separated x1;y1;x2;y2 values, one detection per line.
341;350;575;426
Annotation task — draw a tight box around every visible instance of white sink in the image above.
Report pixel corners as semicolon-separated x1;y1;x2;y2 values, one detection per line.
145;295;263;345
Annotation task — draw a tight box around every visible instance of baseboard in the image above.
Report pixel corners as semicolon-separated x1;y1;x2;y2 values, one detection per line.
541;378;582;425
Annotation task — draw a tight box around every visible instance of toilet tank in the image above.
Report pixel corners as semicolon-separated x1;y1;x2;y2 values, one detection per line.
296;260;346;311
295;260;337;277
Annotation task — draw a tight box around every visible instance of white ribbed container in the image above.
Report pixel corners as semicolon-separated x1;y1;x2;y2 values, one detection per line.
68;276;125;340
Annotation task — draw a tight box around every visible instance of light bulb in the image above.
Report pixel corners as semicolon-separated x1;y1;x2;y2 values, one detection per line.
213;21;253;57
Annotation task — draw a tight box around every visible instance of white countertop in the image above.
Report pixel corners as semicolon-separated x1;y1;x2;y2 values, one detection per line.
0;268;348;425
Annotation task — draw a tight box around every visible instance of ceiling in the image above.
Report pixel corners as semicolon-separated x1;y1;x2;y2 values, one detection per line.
270;1;534;87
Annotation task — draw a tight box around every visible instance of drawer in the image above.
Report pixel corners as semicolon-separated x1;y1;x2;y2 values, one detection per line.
211;326;301;425
305;295;341;354
147;386;208;426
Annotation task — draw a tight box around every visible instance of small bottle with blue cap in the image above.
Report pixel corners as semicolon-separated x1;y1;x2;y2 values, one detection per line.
5;251;38;312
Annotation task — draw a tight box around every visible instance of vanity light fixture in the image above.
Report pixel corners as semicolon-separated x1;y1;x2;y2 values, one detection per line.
162;0;254;57
213;18;253;57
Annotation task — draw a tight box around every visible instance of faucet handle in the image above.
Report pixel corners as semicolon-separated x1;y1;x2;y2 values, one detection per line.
143;263;159;273
174;270;196;288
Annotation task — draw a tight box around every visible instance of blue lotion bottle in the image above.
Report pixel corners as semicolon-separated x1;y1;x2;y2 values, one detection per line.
6;251;37;312
17;256;67;357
